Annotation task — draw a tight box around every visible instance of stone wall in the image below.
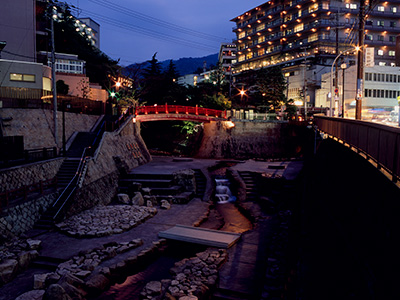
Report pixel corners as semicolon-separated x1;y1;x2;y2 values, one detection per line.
0;192;59;236
196;120;302;159
65;117;151;217
0;108;99;149
0;158;64;193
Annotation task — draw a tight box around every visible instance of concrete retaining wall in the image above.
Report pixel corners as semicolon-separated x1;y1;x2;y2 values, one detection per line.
197;120;301;159
0;108;99;149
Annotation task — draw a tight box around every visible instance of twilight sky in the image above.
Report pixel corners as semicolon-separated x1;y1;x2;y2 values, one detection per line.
71;0;264;66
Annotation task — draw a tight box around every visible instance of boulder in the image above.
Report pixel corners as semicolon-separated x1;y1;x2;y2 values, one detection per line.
17;251;32;269
26;239;42;250
34;273;48;289
160;200;171;210
144;281;162;295
117;194;130;204
85;274;110;293
144;195;157;206
0;259;18;285
131;192;144;206
15;290;45;300
43;284;71;300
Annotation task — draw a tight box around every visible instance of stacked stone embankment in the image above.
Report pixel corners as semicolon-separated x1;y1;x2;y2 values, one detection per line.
0;238;41;286
0;192;59;236
140;248;227;300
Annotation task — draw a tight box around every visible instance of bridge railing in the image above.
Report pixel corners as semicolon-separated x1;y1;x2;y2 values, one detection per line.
314;116;400;182
136;105;226;119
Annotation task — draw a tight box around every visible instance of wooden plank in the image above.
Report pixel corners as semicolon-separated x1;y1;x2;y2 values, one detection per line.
158;225;241;248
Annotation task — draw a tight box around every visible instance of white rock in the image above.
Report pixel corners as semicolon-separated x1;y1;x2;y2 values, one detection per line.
26;239;42;250
117;193;130;204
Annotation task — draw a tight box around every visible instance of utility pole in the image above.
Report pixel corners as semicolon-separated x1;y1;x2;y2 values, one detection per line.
355;0;365;120
50;6;58;147
335;9;339;116
302;47;307;120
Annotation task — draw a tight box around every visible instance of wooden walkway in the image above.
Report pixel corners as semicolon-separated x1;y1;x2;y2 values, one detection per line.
158;225;241;248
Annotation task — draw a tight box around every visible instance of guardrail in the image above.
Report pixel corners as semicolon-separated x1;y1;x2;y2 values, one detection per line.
136;105;226;119
0;146;58;169
314;116;400;182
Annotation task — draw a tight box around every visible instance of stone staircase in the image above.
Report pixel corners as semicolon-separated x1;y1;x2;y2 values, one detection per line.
238;171;260;201
118;173;195;204
56;159;81;189
193;169;206;199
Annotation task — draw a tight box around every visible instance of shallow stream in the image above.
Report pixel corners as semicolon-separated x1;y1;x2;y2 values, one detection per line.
97;162;252;299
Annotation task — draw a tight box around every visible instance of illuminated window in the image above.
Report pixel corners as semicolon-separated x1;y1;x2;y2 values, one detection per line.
258;48;264;56
377;6;384;12
239;32;246;39
377;49;384;55
346;3;357;9
258;36;265;43
322;3;329;9
294;23;304;32
377;20;384;26
256;24;265;31
10;73;36;82
309;4;318;13
389;50;395;56
48;59;84;74
379;62;387;66
308;33;318;42
238;55;246;62
391;7;397;13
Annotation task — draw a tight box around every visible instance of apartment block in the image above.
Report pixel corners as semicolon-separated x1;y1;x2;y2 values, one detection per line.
231;0;400;110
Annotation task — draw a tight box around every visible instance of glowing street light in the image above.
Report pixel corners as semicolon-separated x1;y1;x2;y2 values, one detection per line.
330;46;360;117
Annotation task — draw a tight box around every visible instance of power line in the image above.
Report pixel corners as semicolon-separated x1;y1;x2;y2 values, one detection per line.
70;7;218;52
86;0;227;43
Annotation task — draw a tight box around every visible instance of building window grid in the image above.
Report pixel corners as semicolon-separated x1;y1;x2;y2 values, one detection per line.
365;88;400;98
365;72;398;83
234;2;400;72
49;59;84;74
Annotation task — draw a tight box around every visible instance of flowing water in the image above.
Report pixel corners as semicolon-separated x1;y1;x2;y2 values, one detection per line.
98;162;252;299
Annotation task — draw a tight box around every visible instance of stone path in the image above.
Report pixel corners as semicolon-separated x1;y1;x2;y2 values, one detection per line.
55;205;157;238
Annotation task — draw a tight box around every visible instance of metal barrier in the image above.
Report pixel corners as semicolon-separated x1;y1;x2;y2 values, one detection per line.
314;116;400;182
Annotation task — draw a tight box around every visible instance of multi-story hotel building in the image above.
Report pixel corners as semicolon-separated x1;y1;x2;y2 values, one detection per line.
231;0;400;111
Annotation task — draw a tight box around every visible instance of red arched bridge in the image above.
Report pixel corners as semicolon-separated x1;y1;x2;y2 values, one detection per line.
133;105;227;122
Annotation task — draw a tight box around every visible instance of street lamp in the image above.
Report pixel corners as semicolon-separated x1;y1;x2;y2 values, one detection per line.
330;47;359;117
340;63;347;118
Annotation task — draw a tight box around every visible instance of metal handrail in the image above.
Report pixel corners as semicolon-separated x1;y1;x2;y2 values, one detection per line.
314;116;400;182
136;105;226;118
52;147;90;220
